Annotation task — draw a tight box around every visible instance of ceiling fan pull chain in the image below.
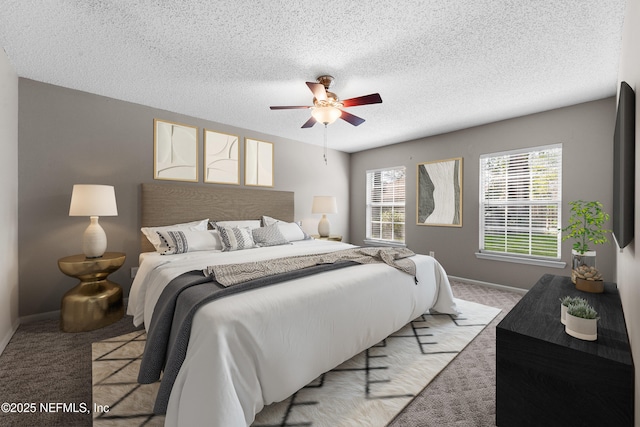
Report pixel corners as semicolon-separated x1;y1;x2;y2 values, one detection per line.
323;124;328;165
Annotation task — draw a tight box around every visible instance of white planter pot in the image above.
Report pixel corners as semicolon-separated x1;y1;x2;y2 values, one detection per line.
561;304;568;325
565;313;598;341
571;249;596;266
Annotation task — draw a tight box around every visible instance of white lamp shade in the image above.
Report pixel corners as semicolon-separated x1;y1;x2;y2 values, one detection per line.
312;196;338;214
69;185;118;217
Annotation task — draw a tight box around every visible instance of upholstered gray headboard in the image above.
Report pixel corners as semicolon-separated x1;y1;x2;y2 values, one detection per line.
140;183;295;253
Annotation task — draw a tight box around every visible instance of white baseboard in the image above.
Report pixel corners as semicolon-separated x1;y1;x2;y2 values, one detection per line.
0;318;20;357
448;275;528;295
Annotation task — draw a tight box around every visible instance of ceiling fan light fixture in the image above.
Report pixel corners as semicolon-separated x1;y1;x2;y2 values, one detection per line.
270;75;381;128
311;106;342;125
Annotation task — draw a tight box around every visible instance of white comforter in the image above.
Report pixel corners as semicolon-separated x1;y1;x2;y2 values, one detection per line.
127;240;458;426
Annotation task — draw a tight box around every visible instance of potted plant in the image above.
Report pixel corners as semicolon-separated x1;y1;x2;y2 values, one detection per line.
561;200;611;292
564;300;599;341
559;296;587;325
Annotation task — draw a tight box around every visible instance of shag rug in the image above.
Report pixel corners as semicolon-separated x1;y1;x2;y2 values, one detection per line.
92;299;500;427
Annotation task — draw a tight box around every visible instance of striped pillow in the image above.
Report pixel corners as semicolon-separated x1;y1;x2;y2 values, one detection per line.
218;226;257;251
155;230;222;255
142;219;209;251
156;230;189;255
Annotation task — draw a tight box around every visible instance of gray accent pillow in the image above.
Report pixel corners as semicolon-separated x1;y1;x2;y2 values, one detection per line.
252;223;289;247
261;215;279;227
261;216;312;241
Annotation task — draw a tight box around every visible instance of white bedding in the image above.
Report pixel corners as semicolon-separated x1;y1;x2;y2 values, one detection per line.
128;240;458;426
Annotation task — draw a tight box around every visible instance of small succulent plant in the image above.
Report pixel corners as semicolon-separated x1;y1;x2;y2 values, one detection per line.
573;264;603;281
566;301;599;320
559;296;587;307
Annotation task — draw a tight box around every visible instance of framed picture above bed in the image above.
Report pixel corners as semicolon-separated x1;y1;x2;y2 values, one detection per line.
417;157;463;227
245;138;274;187
153;119;198;182
204;129;240;185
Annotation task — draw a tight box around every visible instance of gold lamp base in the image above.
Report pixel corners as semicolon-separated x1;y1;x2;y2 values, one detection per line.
58;252;125;333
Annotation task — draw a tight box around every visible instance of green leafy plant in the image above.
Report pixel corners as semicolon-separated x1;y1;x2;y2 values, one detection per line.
559;295;587;307
561;200;611;254
566;301;599;320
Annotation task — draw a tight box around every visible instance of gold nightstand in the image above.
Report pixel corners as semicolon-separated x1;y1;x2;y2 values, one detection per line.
58;252;125;332
311;235;343;242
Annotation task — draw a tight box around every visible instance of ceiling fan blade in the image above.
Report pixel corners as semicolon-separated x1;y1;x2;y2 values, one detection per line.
270;105;311;110
306;82;327;101
301;116;317;128
339;110;365;126
341;93;382;108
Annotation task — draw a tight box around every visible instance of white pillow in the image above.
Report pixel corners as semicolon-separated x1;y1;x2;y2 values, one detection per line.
156;230;222;255
212;220;262;230
276;222;308;242
141;219;209;251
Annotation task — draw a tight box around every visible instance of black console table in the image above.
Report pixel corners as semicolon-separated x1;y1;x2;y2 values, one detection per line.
496;274;634;426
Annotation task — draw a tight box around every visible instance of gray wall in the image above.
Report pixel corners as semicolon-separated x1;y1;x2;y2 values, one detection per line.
350;98;617;291
18;79;350;317
17;78;618;315
0;48;19;353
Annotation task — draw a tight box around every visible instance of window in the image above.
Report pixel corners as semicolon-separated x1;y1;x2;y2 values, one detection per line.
366;167;406;244
479;144;562;260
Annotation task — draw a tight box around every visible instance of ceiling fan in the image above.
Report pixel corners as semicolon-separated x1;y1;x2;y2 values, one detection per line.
270;75;382;128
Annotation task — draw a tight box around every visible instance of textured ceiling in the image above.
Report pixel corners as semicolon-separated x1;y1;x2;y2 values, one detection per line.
0;1;627;153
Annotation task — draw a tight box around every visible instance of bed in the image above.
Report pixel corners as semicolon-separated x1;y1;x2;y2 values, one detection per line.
128;183;459;426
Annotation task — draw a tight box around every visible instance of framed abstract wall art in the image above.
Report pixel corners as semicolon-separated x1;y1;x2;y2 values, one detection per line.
245;138;273;187
417;157;463;227
204;129;239;185
153;119;198;182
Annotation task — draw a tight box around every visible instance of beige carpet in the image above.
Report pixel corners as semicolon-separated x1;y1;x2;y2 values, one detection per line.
92;299;500;427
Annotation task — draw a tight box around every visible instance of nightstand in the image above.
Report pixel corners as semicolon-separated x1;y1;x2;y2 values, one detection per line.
57;252;126;332
311;235;343;242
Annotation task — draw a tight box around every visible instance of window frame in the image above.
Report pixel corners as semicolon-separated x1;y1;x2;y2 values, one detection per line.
476;144;566;268
365;166;406;246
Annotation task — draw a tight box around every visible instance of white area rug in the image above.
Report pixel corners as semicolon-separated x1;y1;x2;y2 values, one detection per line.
92;299;500;427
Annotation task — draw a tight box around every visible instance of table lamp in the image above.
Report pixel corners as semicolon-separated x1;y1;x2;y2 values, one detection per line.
312;196;337;237
69;184;118;258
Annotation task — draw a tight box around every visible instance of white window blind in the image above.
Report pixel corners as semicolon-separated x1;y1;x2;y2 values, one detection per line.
366;167;406;243
479;144;562;259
